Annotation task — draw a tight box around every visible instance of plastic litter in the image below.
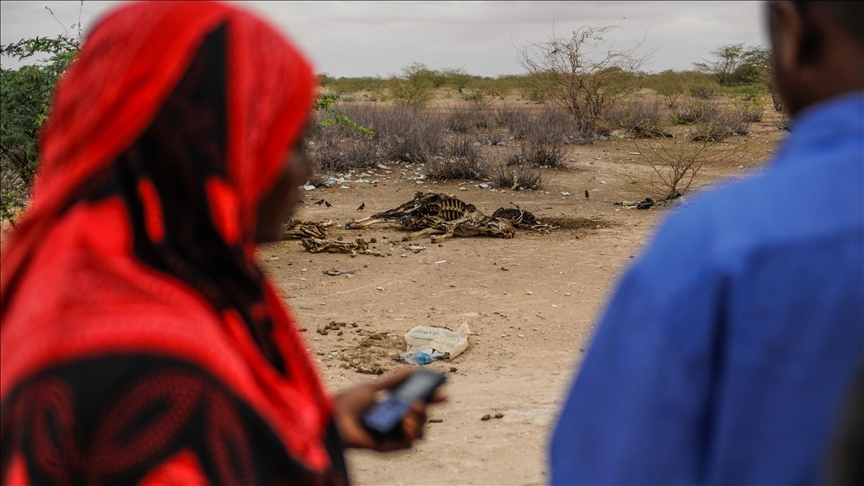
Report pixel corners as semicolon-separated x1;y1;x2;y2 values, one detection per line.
397;348;450;365
398;323;470;365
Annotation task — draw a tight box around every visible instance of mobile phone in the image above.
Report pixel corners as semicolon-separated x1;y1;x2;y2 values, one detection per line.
362;370;446;436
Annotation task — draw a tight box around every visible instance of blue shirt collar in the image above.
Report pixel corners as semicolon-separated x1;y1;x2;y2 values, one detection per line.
776;91;864;167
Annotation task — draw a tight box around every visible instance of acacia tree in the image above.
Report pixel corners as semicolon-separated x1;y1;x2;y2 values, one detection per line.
515;25;650;129
694;43;771;87
388;62;436;108
653;70;686;108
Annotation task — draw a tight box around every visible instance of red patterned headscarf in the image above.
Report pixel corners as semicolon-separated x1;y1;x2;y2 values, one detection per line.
1;0;333;473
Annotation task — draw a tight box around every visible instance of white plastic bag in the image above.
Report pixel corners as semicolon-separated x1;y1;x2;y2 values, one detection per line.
403;323;470;361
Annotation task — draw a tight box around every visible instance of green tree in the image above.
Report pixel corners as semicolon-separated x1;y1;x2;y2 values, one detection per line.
1;28;81;225
388;62;436;107
652;70;686;108
439;67;473;92
694;43;771;87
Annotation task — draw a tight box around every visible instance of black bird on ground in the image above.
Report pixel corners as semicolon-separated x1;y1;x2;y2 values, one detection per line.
357;202;365;210
325;201;332;208
314;198;325;205
585;190;590;199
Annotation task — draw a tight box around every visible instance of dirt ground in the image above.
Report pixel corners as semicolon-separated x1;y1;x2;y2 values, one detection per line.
254;115;786;485
0;105;784;485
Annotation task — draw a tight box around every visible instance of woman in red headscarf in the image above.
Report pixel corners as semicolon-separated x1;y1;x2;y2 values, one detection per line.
0;2;432;484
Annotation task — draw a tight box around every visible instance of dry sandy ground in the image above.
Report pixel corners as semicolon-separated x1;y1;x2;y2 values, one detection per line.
0;113;783;486
254;118;785;485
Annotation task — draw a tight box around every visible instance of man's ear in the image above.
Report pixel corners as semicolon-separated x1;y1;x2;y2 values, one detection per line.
769;2;804;76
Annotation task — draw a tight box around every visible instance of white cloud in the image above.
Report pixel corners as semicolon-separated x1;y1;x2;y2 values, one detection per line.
1;1;767;76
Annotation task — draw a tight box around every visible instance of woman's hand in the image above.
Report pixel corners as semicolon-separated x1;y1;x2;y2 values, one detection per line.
332;369;445;452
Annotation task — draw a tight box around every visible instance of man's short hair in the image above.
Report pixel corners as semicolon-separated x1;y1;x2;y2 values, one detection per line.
793;1;864;45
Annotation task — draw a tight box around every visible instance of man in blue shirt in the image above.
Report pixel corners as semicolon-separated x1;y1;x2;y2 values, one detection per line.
550;2;863;484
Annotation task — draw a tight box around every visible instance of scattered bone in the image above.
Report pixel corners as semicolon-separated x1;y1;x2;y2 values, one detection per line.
301;237;368;254
283;219;333;240
413;214;515;243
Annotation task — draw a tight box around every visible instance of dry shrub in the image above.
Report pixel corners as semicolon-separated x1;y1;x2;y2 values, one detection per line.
495;105;590;144
671;99;721;125
735;100;764;122
689;105;751;141
330;104;446;164
494;106;533;139
619;136;750;202
533;106;580;143
375;106;445;163
337;102;386;133
444;105;492;133
504;140;565;169
490;162;542;190
602;98;669;137
425;157;489;181
518;108;573;168
309;138;379;173
425;136;489;180
308;103;449;171
689;83;716;99
306;111;379;173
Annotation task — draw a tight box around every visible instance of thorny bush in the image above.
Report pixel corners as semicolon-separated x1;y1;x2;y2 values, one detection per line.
602;98;670;138
490;162;542;190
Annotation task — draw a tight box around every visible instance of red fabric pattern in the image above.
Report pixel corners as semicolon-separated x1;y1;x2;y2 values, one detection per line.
138;178;165;242
206;177;241;245
3;367;311;484
0;0;331;474
5;453;28;486
140;449;209;486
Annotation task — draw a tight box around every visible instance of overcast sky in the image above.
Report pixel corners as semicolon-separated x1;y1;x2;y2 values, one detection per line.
1;1;768;77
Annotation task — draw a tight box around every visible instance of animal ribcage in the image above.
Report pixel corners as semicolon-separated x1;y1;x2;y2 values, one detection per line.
424;194;476;221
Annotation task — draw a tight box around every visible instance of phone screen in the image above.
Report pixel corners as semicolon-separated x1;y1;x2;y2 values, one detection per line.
363;371;445;435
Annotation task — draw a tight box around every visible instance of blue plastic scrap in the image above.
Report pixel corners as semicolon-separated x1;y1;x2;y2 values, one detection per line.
396;348;450;365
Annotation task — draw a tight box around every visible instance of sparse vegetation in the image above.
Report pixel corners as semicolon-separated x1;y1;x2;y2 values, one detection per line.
689;104;752;141
2;23;778;227
602;98;669;137
444;105;492;133
651;70;687;108
1;9;82;226
515;25;651;129
490;162;542;190
694;43;770;87
425;136;488;181
671;99;720;125
388;63;436;108
620;133;750;203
